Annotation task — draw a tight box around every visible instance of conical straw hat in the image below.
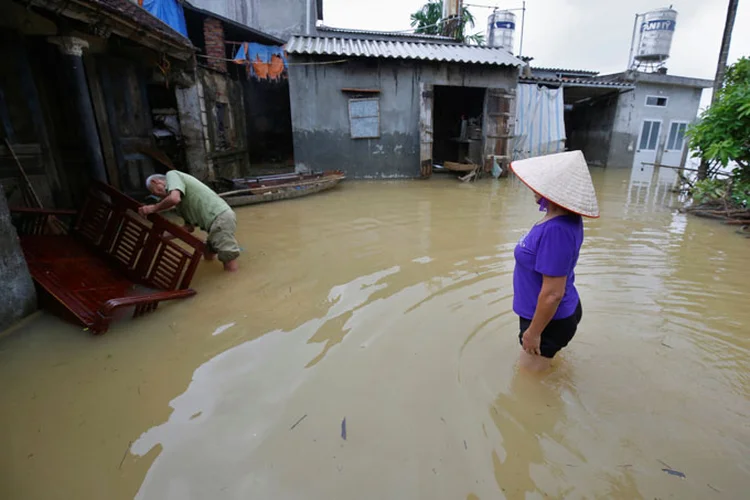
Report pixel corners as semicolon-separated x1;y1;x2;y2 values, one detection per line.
509;150;600;218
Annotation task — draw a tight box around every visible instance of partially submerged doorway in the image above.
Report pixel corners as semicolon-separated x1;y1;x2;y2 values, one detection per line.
634;118;662;168
432;85;486;167
419;84;514;177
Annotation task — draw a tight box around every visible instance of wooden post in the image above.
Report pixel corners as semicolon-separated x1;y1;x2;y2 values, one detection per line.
419;83;434;178
83;55;121;190
698;0;739;180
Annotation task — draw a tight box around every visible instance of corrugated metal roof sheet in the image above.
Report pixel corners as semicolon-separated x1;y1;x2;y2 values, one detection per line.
531;66;599;76
520;76;634;88
286;36;523;67
317;25;454;42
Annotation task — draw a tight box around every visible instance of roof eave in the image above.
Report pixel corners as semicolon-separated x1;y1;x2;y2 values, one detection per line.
531;66;600;77
289;53;521;67
596;71;714;89
286;36;524;68
316;25;456;42
28;0;195;61
520;78;634;90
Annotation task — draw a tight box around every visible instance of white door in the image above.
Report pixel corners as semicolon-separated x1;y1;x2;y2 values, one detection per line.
633;119;662;168
661;120;689;167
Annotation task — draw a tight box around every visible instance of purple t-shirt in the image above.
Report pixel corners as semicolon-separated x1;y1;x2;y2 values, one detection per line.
513;215;584;320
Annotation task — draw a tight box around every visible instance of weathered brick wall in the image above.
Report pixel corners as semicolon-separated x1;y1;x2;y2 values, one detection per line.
203;17;227;74
0;185;36;333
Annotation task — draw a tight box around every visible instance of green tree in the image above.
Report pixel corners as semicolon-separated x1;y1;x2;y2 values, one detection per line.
688;57;750;180
687;57;750;208
410;0;484;45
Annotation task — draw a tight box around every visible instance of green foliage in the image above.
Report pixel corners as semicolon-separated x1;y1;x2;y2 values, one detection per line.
691;170;750;207
730;171;750;207
410;0;484;45
687;57;750;175
692;178;728;204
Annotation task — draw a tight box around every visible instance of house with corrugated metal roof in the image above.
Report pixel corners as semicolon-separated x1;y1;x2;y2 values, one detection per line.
285;29;524;179
517;65;712;169
182;1;522;179
513;66;635;164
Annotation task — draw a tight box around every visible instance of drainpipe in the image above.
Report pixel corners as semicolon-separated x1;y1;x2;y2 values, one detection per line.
48;36;107;184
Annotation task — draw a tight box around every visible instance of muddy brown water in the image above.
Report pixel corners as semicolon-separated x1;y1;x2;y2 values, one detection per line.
1;167;748;499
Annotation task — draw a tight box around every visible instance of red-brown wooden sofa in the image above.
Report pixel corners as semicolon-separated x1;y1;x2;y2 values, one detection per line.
11;182;205;334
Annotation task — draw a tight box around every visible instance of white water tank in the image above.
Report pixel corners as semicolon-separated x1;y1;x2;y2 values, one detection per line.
487;10;516;53
635;8;678;62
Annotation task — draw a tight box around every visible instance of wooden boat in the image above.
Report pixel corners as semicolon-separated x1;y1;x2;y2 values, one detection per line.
443;161;479;172
216;170;345;207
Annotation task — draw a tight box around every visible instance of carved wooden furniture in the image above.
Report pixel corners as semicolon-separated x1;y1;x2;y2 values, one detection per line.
11;182;205;334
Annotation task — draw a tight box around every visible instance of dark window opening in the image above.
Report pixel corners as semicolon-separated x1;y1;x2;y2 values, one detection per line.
645;95;668;107
215;102;231;150
146;84;184;173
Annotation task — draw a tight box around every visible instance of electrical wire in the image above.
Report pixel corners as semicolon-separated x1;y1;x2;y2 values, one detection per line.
196;54;350;66
465;2;525;11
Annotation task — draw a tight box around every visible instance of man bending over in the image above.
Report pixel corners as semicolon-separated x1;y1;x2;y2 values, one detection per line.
139;171;240;272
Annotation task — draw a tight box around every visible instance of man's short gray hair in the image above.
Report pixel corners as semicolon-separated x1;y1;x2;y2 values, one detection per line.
145;174;167;190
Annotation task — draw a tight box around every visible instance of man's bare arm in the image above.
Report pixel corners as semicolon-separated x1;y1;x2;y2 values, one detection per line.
138;190;182;217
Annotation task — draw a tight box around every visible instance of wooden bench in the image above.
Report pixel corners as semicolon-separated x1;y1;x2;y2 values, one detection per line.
11;182;205;334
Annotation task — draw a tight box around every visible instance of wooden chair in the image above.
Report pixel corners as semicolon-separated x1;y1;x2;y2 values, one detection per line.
11;182;205;334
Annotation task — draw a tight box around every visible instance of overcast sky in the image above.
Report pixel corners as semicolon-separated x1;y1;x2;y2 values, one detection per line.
323;0;748;86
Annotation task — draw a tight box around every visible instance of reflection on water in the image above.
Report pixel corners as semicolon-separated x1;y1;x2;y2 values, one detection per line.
625;163;683;215
1;168;749;500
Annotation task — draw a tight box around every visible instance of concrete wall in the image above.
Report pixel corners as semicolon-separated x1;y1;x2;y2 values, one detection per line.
189;0;314;40
176;67;251;181
0;186;36;333
608;82;704;168
287;57;517;178
176;83;211;180
200;68;249;179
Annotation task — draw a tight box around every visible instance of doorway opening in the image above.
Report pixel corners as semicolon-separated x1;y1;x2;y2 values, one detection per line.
432;85;486;168
147;83;185;175
564;89;621;167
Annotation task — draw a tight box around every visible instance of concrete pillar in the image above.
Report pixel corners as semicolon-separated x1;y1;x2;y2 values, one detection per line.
0;185;36;333
48;36;107;184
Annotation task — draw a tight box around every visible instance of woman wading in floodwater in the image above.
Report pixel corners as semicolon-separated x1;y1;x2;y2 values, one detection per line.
510;151;600;372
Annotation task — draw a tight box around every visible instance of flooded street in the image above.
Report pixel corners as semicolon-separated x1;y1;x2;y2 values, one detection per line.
1;167;749;499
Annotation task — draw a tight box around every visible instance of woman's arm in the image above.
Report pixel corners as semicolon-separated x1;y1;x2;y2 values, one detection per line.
522;275;567;355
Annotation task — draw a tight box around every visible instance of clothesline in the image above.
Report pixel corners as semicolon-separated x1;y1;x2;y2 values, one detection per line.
225;40;260;46
196;54;350;66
